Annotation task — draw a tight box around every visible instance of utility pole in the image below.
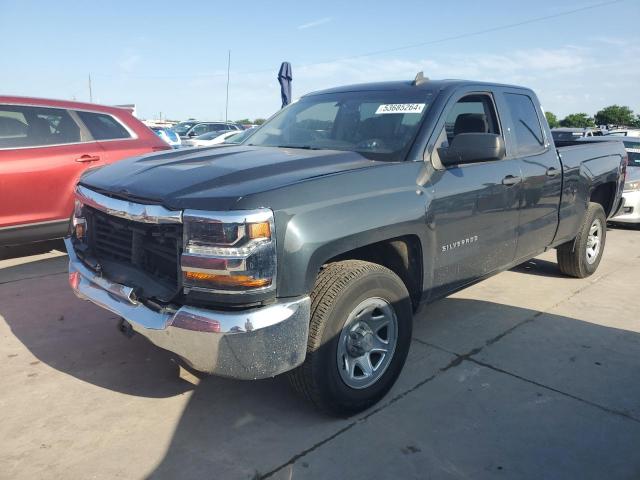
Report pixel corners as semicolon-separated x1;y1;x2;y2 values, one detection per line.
225;50;231;123
88;74;93;103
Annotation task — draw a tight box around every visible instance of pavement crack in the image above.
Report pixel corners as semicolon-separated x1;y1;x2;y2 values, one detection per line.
261;365;448;478
0;270;67;285
467;357;640;424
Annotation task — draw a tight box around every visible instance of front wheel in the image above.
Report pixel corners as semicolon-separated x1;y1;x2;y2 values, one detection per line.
557;202;607;278
288;260;412;415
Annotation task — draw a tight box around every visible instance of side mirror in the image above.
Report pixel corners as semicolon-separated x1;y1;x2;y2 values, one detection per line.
439;133;506;166
188;130;198;137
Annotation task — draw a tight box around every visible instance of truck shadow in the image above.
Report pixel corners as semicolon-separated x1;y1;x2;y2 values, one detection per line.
0;239;65;260
1;265;193;398
511;258;567;278
147;297;640;479
3;270;640;478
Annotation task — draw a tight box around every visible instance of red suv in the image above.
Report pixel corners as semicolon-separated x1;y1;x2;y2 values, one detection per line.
0;96;171;246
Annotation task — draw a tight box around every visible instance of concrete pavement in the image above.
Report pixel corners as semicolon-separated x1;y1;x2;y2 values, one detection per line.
1;228;639;479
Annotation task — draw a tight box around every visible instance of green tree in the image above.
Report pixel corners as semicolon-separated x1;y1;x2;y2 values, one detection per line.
560;113;595;128
594;105;635;127
253;118;266;125
544;111;559;128
235;118;251;125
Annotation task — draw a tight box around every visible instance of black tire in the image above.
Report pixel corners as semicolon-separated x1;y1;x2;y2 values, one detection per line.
557;202;607;278
288;260;412;416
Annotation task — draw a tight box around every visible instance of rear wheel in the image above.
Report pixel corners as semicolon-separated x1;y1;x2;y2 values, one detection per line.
557;202;607;278
288;260;412;415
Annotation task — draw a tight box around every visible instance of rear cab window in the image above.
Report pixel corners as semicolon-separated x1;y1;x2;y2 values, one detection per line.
0;104;82;148
75;111;131;140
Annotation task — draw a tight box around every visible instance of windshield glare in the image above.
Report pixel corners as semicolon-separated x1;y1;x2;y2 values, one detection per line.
245;91;433;161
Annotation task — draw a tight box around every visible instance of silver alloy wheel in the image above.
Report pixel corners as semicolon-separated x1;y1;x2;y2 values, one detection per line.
586;218;602;265
336;297;398;390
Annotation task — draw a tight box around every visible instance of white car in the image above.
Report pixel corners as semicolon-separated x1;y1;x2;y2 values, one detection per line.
607;129;640;138
182;130;239;147
612;138;640;225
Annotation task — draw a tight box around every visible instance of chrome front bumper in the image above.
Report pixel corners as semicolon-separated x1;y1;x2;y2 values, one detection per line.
64;238;310;379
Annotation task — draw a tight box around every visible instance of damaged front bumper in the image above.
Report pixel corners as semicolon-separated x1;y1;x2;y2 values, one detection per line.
65;238;310;379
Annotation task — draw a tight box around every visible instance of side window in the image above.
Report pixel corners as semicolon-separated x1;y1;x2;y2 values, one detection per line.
431;93;501;167
191;124;210;136
0;105;80;148
504;93;545;156
75;111;131;140
444;94;500;143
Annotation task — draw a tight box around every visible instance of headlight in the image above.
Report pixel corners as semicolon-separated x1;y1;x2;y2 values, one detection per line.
181;209;276;293
624;180;640;192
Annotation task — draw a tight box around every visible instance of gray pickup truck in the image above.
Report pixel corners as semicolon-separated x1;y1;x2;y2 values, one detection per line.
66;76;626;414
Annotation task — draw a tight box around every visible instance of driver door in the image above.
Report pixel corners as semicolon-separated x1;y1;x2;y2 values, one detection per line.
428;91;522;297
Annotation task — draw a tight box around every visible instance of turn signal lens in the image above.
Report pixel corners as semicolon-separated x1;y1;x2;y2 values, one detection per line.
184;271;271;288
74;219;86;239
247;222;271;239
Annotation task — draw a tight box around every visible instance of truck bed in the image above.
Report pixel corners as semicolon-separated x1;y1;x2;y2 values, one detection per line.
553;138;626;245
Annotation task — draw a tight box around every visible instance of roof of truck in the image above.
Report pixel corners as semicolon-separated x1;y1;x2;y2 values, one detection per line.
303;79;528;97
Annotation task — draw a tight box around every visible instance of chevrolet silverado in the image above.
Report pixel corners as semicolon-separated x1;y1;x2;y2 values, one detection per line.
65;76;627;414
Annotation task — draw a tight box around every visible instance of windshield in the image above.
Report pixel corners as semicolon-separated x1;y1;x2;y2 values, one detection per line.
245;90;434;161
173;122;196;134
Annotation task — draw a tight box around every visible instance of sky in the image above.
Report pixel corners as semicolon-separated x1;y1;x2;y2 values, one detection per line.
2;0;639;121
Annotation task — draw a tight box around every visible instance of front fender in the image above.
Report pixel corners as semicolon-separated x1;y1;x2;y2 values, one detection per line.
269;162;431;298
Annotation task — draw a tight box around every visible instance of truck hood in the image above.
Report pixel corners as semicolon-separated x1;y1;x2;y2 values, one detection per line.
80;145;382;210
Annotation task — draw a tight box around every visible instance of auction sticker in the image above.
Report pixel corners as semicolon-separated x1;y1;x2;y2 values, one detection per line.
375;103;425;114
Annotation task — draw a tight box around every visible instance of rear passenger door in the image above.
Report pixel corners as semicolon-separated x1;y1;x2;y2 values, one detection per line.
74;110;140;165
0;104;104;229
500;90;562;260
428;90;522;296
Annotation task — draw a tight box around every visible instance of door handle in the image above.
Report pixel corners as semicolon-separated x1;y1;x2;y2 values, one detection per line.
502;175;522;186
76;155;100;163
546;167;560;177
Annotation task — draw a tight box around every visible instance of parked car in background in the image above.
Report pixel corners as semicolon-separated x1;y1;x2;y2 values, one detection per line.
182;130;238;147
172;121;242;139
551;127;604;142
611;137;640;225
150;126;181;148
606;129;640;138
0;96;171;246
67;77;625;414
575;136;639;225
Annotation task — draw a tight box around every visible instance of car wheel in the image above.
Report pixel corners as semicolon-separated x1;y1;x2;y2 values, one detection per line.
557;202;607;278
288;260;412;416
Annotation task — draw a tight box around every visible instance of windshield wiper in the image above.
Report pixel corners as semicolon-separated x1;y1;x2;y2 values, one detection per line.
275;144;320;150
